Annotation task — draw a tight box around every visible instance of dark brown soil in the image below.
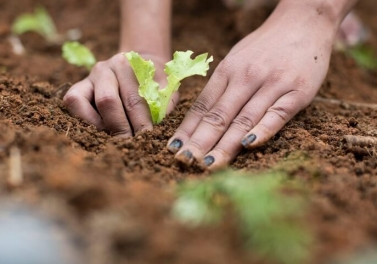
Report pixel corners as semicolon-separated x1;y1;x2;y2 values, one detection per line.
0;1;377;263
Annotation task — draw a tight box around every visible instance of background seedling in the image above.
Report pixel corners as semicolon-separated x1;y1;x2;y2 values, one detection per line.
12;6;59;43
126;51;213;124
11;6;82;53
173;170;312;264
346;44;377;70
62;41;96;70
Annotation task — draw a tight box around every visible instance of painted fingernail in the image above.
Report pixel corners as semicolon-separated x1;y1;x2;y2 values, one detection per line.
176;150;194;165
203;155;215;167
241;134;257;147
168;139;183;153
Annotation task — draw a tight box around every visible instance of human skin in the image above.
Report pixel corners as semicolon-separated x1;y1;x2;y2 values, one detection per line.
63;0;175;136
168;0;358;170
64;0;358;169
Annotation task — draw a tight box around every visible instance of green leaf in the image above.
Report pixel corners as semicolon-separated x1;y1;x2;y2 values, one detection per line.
164;51;213;80
125;50;213;124
62;41;96;70
347;44;377;70
125;51;160;122
12;7;58;42
172;170;312;264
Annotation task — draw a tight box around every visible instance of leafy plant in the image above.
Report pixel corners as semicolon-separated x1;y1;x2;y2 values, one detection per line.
173;170;312;264
62;41;96;70
125;51;213;124
12;7;59;42
346;44;377;70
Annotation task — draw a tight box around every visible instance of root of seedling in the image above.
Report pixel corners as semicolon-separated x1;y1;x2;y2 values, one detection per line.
344;135;377;156
8;35;25;55
8;147;23;187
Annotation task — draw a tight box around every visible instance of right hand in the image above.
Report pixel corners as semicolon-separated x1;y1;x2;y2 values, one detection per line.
63;52;178;137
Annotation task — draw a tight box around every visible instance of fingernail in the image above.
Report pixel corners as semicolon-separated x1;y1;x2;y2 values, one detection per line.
203;155;215;167
176;150;194;165
168;139;183;153
241;134;257;147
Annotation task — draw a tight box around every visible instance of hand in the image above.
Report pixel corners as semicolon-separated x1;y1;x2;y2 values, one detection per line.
167;2;337;170
63;52;178;137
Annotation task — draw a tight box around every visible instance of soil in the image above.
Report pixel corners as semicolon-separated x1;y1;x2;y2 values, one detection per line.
0;0;377;263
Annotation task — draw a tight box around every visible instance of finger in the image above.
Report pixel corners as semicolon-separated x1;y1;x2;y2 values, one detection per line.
91;62;132;137
167;91;179;114
63;79;104;129
167;68;228;153
111;55;153;132
200;84;287;170
174;76;264;165
241;90;308;149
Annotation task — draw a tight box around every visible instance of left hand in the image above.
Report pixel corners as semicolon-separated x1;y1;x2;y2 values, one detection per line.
167;1;338;170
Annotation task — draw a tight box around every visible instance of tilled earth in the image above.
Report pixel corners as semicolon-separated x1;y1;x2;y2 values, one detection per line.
0;0;377;263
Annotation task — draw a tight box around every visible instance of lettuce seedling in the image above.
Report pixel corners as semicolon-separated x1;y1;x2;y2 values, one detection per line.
125;51;213;124
12;7;59;42
173;170;312;264
62;41;96;70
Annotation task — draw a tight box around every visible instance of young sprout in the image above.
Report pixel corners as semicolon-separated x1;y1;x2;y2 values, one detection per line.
346;44;377;70
62;41;96;70
126;51;213;124
12;7;59;43
173;170;312;264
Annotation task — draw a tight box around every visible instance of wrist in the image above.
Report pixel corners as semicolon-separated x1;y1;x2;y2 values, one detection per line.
119;0;171;61
276;0;357;32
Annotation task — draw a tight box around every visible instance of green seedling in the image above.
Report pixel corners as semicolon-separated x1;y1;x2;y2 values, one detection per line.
173;170;312;264
12;7;59;43
126;51;213;124
346;44;377;70
62;41;96;70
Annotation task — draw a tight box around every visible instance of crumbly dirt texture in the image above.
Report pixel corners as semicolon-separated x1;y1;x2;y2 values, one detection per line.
1;1;377;263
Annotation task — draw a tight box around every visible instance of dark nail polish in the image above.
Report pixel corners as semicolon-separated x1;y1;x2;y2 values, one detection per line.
176;149;194;165
182;150;193;159
241;134;257;147
203;155;215;167
168;139;183;152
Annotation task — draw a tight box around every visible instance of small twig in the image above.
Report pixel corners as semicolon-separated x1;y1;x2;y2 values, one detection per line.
343;135;377;156
7;35;25;55
314;96;377;110
8;147;23;187
344;135;377;148
65;125;71;137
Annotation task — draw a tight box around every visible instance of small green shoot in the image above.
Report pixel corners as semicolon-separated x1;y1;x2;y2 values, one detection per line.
12;7;59;42
125;51;213;124
173;170;312;264
347;44;377;70
62;41;96;70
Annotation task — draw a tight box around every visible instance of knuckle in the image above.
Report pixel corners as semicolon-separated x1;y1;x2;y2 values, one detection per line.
290;88;313;109
265;70;285;85
232;114;256;132
190;98;211;116
293;76;308;88
123;93;144;112
92;61;107;73
267;104;295;123
214;147;232;162
202;107;228;130
63;91;80;108
111;53;127;66
216;60;232;76
96;95;118;110
234;64;262;86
